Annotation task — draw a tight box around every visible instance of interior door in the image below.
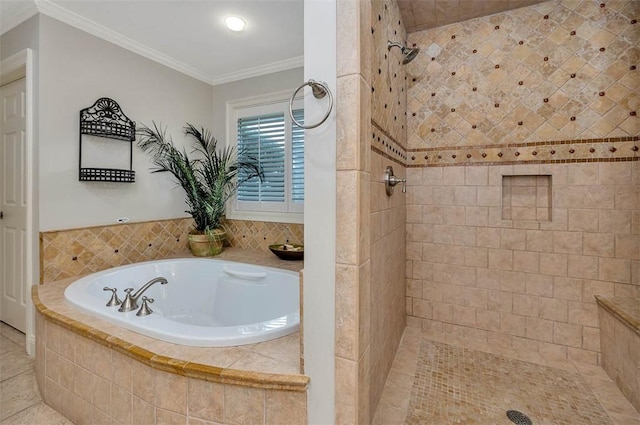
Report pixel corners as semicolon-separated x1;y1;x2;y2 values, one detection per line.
0;77;27;332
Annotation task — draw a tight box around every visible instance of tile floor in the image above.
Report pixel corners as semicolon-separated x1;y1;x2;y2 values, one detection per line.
3;321;639;425
0;322;71;425
373;327;640;425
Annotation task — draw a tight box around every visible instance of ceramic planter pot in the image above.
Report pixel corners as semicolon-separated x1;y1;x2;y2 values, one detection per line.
188;229;226;256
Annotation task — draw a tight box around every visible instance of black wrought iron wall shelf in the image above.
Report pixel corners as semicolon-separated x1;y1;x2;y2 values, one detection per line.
79;98;136;183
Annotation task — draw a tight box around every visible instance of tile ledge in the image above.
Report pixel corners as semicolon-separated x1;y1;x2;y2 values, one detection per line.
595;296;640;337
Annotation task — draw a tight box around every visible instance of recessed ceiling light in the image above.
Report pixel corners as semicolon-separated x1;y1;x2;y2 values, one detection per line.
225;16;246;32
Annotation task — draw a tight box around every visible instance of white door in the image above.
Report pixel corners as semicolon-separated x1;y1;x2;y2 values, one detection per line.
0;77;27;332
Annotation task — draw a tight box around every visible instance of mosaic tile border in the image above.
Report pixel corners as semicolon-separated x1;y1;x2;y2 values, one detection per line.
372;120;408;166
407;136;639;167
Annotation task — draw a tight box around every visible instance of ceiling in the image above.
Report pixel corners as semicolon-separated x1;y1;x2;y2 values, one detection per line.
1;0;546;85
0;0;303;85
398;0;547;33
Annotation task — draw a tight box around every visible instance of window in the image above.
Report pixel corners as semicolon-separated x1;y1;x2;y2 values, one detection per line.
227;91;304;223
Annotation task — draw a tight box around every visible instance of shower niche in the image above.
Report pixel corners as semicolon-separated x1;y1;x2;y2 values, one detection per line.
502;175;551;221
78;97;136;183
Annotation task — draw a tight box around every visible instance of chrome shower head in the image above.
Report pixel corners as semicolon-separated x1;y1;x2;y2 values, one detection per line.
387;41;420;64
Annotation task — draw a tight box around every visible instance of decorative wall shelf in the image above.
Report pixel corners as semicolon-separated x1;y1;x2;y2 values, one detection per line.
79;98;136;183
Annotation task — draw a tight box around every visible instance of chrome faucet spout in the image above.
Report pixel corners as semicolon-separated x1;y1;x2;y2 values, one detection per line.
131;277;168;300
118;277;168;313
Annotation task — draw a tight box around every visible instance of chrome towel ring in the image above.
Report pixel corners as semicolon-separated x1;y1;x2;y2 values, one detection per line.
289;79;333;129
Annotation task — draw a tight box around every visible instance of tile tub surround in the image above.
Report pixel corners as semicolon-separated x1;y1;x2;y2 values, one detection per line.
596;296;640;412
33;249;307;425
40;218;303;284
0;322;73;424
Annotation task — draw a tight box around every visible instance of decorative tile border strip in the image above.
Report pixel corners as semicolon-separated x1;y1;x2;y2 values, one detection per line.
407;137;639;167
371;120;407;166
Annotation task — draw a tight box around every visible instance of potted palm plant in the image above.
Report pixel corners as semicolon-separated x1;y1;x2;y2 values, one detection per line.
137;123;262;256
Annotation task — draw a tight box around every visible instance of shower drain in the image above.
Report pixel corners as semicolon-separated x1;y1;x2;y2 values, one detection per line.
506;410;533;425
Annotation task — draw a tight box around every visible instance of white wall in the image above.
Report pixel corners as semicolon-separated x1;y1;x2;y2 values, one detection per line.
38;15;214;231
211;67;303;143
1;14;39;61
303;0;336;423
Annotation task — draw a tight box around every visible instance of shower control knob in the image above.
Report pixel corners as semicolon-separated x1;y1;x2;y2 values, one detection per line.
384;166;406;196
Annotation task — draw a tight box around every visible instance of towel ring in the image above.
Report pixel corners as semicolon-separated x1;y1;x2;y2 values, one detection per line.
289;79;333;129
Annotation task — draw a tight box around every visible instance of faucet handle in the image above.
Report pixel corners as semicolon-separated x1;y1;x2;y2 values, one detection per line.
118;288;137;312
136;296;154;317
103;287;122;307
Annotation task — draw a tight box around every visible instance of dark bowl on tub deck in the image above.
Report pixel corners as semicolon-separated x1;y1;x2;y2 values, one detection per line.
269;244;304;261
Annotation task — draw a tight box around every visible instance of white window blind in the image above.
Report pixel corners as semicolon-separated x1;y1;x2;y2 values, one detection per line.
228;91;304;223
291;109;305;203
237;112;286;203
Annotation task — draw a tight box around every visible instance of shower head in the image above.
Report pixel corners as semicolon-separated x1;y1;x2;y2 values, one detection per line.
387;41;420;65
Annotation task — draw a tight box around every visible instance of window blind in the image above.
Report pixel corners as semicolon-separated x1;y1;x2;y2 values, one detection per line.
237;112;286;202
291;108;304;203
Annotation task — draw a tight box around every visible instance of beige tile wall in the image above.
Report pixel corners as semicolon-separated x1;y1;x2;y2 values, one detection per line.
502;174;552;221
338;1;638;423
334;0;408;423
405;0;639;165
335;0;374;422
369;151;406;412
406;161;640;364
35;314;307;425
40;218;303;283
369;0;408;417
404;0;639;366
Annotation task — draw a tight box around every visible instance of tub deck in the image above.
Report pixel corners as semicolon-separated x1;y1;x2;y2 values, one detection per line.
35;248;307;389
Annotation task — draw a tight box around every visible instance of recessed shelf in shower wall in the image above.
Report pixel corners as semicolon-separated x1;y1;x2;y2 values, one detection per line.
502;175;551;221
79;98;136;183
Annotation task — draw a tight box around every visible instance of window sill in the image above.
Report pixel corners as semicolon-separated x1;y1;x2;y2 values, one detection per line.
226;210;304;225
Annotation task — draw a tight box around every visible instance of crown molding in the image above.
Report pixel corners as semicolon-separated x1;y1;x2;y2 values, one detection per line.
210;56;304;86
34;0;214;85
0;1;38;36
29;0;303;87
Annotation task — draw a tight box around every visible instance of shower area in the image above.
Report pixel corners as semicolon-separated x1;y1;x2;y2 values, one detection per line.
333;0;639;423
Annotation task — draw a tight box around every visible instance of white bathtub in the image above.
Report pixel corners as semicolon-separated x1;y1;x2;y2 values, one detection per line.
64;258;300;347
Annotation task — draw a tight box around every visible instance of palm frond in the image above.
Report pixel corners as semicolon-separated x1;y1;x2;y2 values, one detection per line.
137;122;263;233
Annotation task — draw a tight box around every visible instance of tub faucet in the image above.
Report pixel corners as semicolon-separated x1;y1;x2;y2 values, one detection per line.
118;277;168;313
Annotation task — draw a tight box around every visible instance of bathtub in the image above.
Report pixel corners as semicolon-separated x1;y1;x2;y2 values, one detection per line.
64;258;300;347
